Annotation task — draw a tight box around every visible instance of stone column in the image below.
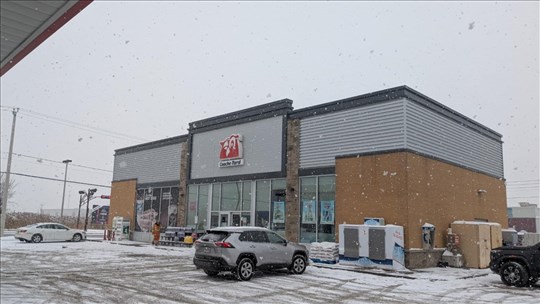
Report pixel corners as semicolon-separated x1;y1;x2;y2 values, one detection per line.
285;118;300;242
178;142;188;226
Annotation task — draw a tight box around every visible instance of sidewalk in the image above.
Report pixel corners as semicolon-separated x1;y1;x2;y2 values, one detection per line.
311;261;491;281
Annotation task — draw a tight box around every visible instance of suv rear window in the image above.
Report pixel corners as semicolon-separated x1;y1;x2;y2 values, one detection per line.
199;232;229;242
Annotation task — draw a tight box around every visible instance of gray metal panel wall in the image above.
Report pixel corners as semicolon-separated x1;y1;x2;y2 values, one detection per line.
113;143;182;184
190;116;284;179
405;101;504;178
299;99;407;168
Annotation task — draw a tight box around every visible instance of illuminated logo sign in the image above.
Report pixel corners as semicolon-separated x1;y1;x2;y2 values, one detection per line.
219;134;244;168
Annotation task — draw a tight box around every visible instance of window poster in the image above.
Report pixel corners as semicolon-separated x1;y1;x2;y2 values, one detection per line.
273;201;285;223
302;200;316;224
320;200;335;224
168;204;178;227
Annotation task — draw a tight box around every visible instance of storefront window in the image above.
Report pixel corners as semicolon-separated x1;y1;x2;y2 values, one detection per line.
255;180;270;228
197;185;209;231
210;212;219;228
300;177;317;243
187;185;197;228
242;181;251;211
271;179;286;236
318;176;335;242
168;188;179;227
299;176;335;243
135;186;179;232
222;182;241;211
211;183;220;211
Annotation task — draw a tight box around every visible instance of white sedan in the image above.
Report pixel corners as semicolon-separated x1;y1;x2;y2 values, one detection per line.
15;223;86;243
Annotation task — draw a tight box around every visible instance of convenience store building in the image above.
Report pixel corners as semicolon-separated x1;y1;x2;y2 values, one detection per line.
109;86;507;256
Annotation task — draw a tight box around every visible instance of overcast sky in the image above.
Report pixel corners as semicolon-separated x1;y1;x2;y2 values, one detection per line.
1;1;538;213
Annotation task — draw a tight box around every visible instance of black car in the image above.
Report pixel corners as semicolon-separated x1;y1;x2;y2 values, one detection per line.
489;242;540;287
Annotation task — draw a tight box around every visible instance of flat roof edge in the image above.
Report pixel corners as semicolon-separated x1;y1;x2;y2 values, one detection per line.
115;134;187;155
189;99;293;131
289;85;502;140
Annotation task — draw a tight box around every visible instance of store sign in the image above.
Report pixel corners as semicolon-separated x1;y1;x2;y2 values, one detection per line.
219;134;244;168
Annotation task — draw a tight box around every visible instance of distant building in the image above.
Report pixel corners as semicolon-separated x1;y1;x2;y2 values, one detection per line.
508;202;540;233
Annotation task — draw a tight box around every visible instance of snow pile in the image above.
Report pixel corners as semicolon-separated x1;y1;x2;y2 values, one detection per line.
310;242;339;264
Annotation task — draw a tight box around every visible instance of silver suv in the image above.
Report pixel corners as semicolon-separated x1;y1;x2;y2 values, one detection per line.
193;227;308;281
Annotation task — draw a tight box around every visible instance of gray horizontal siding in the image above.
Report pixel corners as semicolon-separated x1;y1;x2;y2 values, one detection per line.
113;143;182;184
299;99;407;168
405;101;503;178
298;97;503;179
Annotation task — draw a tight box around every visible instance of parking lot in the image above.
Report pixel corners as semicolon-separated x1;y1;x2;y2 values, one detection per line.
1;236;538;304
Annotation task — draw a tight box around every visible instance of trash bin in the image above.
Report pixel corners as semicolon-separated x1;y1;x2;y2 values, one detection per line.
422;223;435;250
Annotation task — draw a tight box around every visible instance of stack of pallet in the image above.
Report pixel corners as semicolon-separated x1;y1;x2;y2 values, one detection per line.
309;242;339;264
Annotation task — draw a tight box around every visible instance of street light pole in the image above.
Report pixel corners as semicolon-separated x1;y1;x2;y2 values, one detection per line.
0;108;19;237
60;159;72;222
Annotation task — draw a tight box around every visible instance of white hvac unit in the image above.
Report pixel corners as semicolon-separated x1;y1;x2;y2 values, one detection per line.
338;224;406;271
364;217;385;226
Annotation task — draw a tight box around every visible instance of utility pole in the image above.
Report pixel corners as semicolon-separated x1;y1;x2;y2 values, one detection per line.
84;188;97;231
1;108;19;237
60;159;72;222
77;193;84;229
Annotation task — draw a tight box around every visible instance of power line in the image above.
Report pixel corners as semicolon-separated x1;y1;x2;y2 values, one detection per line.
2;152;112;173
0;171;111;188
1;106;149;143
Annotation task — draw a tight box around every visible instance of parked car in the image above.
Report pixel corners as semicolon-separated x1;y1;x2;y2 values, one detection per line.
489;242;540;287
15;223;86;243
193;226;308;281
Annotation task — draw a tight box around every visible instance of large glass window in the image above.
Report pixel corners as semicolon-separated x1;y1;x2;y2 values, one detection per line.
211;183;220;211
187;185;197;228
187;179;285;230
318;176;336;242
197;185;209;231
255;180;270;228
271;179;286;236
222;182;241;211
300;177;317;243
242;181;251;211
168;187;179;227
134;186;179;232
299;176;335;243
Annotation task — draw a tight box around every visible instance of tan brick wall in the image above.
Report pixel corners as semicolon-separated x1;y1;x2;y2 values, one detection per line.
108;179;137;229
285;119;300;242
336;152;507;249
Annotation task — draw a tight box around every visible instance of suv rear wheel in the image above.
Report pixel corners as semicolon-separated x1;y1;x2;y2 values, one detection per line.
500;261;529;287
236;258;254;281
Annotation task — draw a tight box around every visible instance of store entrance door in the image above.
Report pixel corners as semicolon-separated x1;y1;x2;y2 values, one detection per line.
219;212;242;227
219;213;229;227
231;212;241;226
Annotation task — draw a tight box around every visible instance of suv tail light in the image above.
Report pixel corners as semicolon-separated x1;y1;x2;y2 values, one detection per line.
214;241;235;248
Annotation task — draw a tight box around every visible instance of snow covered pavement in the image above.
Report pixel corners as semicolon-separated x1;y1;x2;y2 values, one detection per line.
1;236;538;303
